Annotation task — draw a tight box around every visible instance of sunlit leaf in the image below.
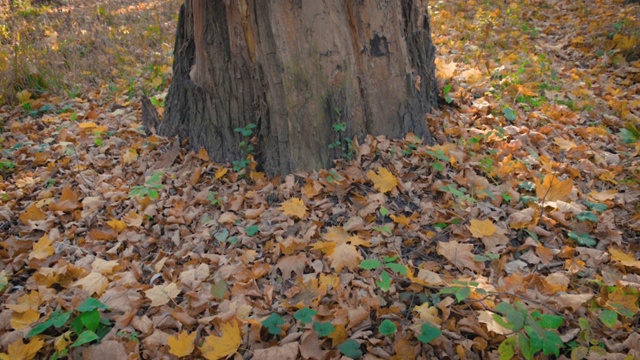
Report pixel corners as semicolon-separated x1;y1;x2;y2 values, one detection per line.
199;320;242;360
280;197;308;219
366;167;398;194
167;331;196;357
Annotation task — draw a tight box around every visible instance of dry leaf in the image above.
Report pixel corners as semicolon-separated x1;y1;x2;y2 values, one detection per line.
74;272;108;296
0;337;44;360
280;198;308;219
367;167;398;194
199;320;242;360
609;248;640;269
145;282;180;307
29;235;54;260
535;175;573;202
468;219;496;238
437;241;483;272
167;331;196;357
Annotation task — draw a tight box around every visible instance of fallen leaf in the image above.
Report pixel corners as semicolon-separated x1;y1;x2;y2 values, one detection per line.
29;234;54;260
437;241;483;272
74;272;108;296
280;198;308;219
0;337;44;360
145;282;181;307
468;219;496;238
252;342;299;360
367;167;398;194
535;175;573;202
20;203;46;225
167;331;196;357
199;320;242;360
49;184;79;212
609;247;640;269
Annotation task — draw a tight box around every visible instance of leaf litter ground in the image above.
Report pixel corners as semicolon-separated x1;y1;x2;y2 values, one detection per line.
0;0;639;359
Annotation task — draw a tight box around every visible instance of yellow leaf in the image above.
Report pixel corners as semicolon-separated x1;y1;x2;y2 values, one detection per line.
10;309;40;330
324;226;349;243
199;320;242;360
168;331;196;357
215;167;228;180
106;218;127;233
609;247;640;269
412;303;442;324
122;148;138;165
535;175;573;202
197;148;210;161
280;197;308;219
328;243;362;272
145;282;181;307
0;337;44;360
30;235;54;260
151;76;163;89
468;219;496;238
91;258;119;275
77;121;98;129
16;90;32;104
367;167;398;194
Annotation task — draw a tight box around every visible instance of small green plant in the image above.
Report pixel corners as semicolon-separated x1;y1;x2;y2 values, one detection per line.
440;280;486;303
493;301;564;360
262;313;285;335
28;298;113;359
426;148;450;172
338;339;363;359
442;84;453;104
328;122;354;159
129;172;163;200
0;159;16;175
207;191;221;206
359;255;407;292
233;123;256;172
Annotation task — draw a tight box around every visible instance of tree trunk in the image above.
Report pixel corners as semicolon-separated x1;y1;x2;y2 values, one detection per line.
160;0;438;176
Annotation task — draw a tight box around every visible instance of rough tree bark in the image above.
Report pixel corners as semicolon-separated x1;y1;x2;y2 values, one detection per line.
159;0;438;176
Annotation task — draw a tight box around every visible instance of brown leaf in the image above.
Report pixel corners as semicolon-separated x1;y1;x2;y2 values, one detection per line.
20;203;46;225
49;184;79;212
437;241;483;272
252;342;299;360
82;340;128;360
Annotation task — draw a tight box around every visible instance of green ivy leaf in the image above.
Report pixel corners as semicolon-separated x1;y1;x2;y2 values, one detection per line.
294;307;317;325
432;162;444;172
599;309;617;328
498;336;516;360
338;339;362;359
70;330;99;348
539;314;563;329
214;229;229;243
376;271;391;291
359;259;382;270
262;313;285;335
416;323;441;344
246;225;259;236
519;181;536;191
378;319;397;336
313;322;335;337
77;298;109;312
568;231;597;247
576;211;598;222
502;107;518;122
79;310;100;332
386;263;407;275
541;330;563;356
584;200;608;213
518;333;535;360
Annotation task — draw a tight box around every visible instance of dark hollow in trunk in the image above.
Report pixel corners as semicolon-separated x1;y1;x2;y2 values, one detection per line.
160;0;438;176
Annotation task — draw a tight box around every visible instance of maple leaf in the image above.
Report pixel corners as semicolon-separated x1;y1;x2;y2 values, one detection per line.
29;234;54;260
608;248;640;269
106;218;127;233
535;175;573;202
91;258;119;275
366;167;398;194
10;309;40;330
468;219;496;238
437;241;483;272
280;197;308;219
49;184;79;212
19;203;46;225
168;330;196;357
74;272;109;296
122;147;138;165
412;303;442;324
145;282;180;307
199;320;242;360
329;243;362;272
0;337;44;360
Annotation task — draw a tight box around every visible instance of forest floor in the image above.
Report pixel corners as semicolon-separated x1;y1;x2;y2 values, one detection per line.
0;0;639;359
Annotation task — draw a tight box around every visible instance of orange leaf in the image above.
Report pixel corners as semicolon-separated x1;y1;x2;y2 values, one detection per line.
106;218;127;233
199;320;242;360
20;203;46;225
535;175;573;202
280;198;308;219
50;185;79;212
367;167;398;194
29;235;54;260
197;147;210;161
0;337;44;360
215;167;228;180
468;219;496;238
168;331;196;357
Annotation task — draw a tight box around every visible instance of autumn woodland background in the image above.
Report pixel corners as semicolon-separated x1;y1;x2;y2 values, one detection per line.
0;0;639;359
